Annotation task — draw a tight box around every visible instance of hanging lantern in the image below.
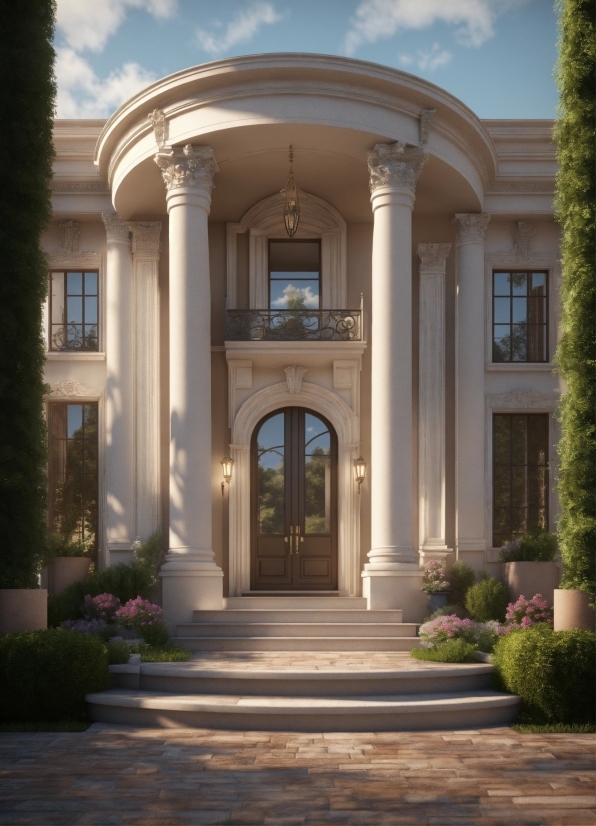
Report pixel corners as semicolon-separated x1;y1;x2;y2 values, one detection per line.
283;145;300;238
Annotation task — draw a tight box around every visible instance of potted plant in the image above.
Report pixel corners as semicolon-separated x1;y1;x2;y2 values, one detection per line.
44;534;92;596
421;560;451;613
499;530;560;607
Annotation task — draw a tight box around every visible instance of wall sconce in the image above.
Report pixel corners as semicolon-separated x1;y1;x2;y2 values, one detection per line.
354;456;367;494
221;454;234;496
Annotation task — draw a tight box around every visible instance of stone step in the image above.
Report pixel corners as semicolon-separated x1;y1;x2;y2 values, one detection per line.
172;635;422;652
87;688;521;732
110;661;494;697
176;622;418;638
192;609;404;623
224;596;368;610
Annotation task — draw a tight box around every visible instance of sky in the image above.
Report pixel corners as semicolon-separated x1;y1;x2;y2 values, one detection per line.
54;0;559;121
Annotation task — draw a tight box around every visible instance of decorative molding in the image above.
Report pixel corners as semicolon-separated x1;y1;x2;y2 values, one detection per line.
102;213;130;244
50;180;110;193
453;213;491;246
46;252;101;270
419;109;436;146
367;142;427;193
284;365;307;394
487;180;555;194
131;222;161;257
417;243;451;273
487;389;559;410
47;380;101;398
59;220;80;253
154;144;218;192
148;108;167;149
512;220;535;260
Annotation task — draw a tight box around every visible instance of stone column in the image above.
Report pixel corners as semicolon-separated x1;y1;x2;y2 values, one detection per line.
155;144;223;631
130;222;161;541
453;213;490;572
103;213;135;566
418;243;452;566
362;143;426;617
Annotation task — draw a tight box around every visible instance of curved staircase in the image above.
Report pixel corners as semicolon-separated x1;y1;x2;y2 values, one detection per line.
87;596;520;731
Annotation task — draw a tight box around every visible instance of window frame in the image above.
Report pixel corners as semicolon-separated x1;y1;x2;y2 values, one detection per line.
49;269;100;353
491;269;549;364
267;238;322;311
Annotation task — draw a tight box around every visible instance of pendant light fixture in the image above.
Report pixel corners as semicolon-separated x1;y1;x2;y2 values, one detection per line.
283;145;300;238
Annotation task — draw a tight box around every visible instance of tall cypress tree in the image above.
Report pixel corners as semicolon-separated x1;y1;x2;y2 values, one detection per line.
0;1;56;587
554;0;596;596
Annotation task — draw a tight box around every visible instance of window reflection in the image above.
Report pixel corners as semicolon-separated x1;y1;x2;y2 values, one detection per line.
304;413;331;534
492;271;547;363
269;240;320;310
50;270;99;351
257;413;285;534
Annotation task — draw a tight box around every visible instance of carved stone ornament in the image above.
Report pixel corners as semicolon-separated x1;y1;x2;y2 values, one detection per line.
148;108;167;149
48;380;100;398
453;213;491;245
512;220;535;260
417;243;451;273
285;366;307;394
367;142;427;194
102;213;130;244
419;109;436;146
131;222;162;257
487;389;558;410
59;220;80;253
154;144;219;193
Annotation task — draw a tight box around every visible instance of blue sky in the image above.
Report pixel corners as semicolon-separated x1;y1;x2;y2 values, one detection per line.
55;0;558;120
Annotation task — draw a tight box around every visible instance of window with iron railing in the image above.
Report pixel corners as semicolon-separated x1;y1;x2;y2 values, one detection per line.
49;270;99;351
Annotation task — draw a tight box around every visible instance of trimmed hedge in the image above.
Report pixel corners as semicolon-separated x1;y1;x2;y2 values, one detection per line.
465;578;509;623
448;562;476;608
0;629;110;722
554;0;596;597
106;639;131;665
411;639;478;663
492;625;595;724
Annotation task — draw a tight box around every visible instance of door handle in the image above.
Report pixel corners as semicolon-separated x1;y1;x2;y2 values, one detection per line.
286;529;293;555
295;525;301;554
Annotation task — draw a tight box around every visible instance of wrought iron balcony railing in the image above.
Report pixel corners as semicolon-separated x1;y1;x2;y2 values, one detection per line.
226;308;362;342
51;324;98;352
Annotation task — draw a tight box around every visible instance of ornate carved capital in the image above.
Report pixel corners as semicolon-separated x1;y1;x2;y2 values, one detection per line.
148;108;167;149
419;109;436;146
59;220;80;253
453;213;490;246
367;142;427;194
285;366;307;394
154;144;218;193
102;213;130;244
131;222;162;257
512;220;535;260
417;243;451;274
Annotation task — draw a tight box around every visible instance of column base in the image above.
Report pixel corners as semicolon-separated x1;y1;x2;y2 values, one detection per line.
362;569;426;621
107;543;134;568
419;547;453;568
160;555;224;633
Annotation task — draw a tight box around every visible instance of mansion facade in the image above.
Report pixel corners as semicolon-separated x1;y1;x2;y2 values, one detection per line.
45;54;561;625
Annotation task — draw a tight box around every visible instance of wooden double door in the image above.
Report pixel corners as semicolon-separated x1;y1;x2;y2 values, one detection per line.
251;407;338;590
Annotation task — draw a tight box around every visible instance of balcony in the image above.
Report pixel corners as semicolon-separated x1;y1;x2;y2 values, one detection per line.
225;308;362;342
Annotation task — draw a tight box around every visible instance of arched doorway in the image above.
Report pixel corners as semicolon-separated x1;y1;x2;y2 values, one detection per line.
251;407;338;590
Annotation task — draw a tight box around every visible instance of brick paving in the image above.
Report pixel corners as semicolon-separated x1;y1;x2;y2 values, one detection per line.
0;725;594;825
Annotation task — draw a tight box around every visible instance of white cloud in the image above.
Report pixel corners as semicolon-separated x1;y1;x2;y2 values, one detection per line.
56;0;177;53
195;2;282;55
271;284;319;309
399;42;452;72
345;0;532;56
56;47;157;117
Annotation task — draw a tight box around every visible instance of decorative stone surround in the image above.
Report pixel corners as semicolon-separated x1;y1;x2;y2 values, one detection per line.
47;380;102;399
487;389;558;410
512;220;535;260
59;220;80;253
131;222;161;257
285;366;307;394
154;144;218;192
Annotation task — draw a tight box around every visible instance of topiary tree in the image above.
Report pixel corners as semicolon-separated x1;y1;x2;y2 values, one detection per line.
553;0;596;598
0;1;56;587
465;578;510;623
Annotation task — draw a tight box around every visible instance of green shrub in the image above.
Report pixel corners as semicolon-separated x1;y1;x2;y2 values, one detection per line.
493;625;595;724
132;533;165;585
140;623;169;647
411;639;478;663
131;643;192;662
426;603;470;622
465;578;509;622
0;629;110;722
106;639;131;665
448;562;476;607
500;530;558;563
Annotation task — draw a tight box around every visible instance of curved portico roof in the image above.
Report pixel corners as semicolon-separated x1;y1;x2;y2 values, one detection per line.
95;53;497;220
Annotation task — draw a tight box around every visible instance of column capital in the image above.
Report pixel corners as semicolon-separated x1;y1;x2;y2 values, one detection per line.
154;144;219;194
102;213;130;244
417;243;451;274
453;213;490;246
130;221;162;258
367;142;427;196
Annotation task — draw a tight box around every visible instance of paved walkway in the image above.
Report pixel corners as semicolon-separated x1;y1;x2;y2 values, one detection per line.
0;725;594;825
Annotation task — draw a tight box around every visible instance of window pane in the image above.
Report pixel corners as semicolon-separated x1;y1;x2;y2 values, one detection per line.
51;273;65;325
494;272;510;296
67;405;83;438
531;272;546;292
493;465;510;507
85;272;98;294
511;325;527;361
84;296;98;324
304;413;331;534
511;272;527;295
512;297;528;323
270;279;320;309
257;413;285;534
67;272;83;294
493;325;511;362
493;297;510;324
269;241;319;271
493;416;511;464
67;296;83;324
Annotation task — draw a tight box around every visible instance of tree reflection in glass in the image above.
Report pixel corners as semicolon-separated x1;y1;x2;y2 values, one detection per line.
305;413;331;533
257;413;285;534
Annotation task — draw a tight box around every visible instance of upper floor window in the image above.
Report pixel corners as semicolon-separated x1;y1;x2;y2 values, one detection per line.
268;240;320;310
492;271;548;362
50;270;98;351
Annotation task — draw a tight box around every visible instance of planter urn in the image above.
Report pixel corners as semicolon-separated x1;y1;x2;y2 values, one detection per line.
0;589;47;633
553;589;596;631
502;561;560;607
50;557;91;595
426;592;450;614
